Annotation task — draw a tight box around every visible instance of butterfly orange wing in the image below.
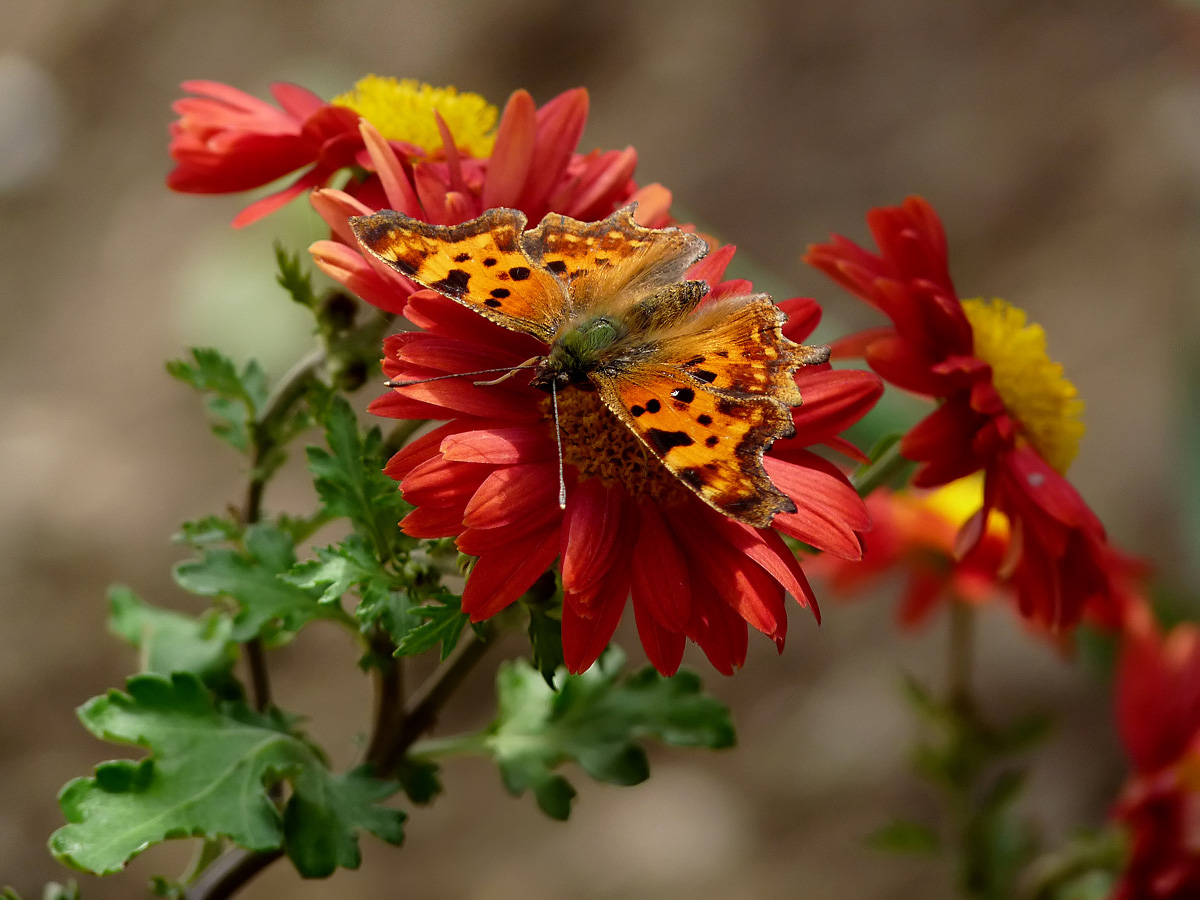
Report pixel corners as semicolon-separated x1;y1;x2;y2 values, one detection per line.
351;208;569;342
591;297;817;527
523;205;709;317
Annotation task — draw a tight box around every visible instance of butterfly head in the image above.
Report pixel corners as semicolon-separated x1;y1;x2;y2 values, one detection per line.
530;314;630;390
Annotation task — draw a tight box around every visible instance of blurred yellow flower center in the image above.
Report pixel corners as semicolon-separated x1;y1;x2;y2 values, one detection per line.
914;473;1010;541
962;298;1085;474
545;389;687;504
331;76;498;157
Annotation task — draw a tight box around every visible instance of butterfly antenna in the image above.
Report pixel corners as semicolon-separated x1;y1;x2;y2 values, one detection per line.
551;379;567;510
385;365;529;388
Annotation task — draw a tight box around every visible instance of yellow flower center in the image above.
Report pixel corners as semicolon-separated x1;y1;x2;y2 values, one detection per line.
544;389;689;505
331;76;498;157
912;473;1010;542
961;297;1085;474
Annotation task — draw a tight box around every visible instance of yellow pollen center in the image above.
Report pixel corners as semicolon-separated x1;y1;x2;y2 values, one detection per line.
545;389;689;505
331;75;498;157
961;297;1085;474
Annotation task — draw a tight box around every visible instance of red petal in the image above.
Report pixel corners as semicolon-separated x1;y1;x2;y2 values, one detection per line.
633;595;685;676
764;454;869;559
400;504;467;538
462;525;561;620
460;463;563;537
687;580;748;675
779;297;823;342
402;456;491;507
560;479;626;595
524;88;589;214
786;367;883;447
481;90;537;209
440;425;552;465
630;503;692;631
562;569;628;674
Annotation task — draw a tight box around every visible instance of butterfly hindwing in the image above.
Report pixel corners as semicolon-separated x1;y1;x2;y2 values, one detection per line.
351;208;570;342
593;364;798;528
523;205;709;316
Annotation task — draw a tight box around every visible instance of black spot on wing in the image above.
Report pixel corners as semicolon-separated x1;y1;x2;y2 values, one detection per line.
484;299;502;308
546;260;568;275
509;266;531;281
705;435;719;447
692;369;718;384
490;288;510;298
697;414;713;426
630;405;646;417
391;257;418;277
678;467;707;490
670;387;695;404
483;257;497;267
645;398;661;414
454;252;471;262
646;428;694;454
430;268;471;298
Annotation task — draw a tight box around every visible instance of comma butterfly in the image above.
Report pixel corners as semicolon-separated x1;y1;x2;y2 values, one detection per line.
350;205;830;528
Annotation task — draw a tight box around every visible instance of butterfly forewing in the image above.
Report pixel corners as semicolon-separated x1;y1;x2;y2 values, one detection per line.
523;206;709;318
351;208;570;342
593;364;798;528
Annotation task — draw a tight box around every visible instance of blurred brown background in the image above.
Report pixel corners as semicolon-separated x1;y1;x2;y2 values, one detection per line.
3;1;1199;897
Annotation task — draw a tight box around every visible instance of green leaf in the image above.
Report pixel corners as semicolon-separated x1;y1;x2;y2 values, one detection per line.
284;766;405;877
1;883;79;900
275;243;318;309
173;523;335;641
851;432;916;497
286;535;393;606
107;586;237;685
868;820;941;855
307;396;410;560
173;515;243;547
475;649;734;820
526;604;564;688
166;349;267;453
393;757;442;805
50;673;403;877
394;593;470;661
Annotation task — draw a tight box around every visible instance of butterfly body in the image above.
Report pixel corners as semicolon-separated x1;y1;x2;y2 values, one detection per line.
351;205;830;528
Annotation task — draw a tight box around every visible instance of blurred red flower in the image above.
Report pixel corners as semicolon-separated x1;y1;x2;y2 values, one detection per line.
372;253;881;676
1111;606;1200;899
168;76;666;237
806;196;1127;631
813;476;1009;629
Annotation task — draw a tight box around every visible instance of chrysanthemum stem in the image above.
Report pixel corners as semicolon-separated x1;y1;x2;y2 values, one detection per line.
947;602;975;715
851;437;914;498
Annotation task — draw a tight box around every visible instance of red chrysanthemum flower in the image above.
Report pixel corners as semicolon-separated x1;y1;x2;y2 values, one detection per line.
1111;605;1200;900
169;76;665;234
805;196;1127;631
813;475;1009;629
370;248;882;676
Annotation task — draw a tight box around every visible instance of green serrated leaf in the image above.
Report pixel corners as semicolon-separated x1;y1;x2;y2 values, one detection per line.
166;349;267;453
526;604;564;688
50;673;403;878
868;820;941;855
283;765;405;877
393;757;442;805
465;649;734;820
107;586;237;685
307;397;410;560
173;524;335;641
275;243;318;309
286;535;394;606
394;594;469;661
173;515;243;547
